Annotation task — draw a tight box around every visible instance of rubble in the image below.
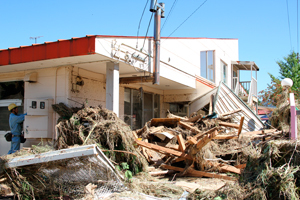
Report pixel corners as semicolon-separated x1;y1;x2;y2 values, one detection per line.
0;102;298;199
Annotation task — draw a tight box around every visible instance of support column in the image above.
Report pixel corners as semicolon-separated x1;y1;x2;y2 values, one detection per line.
290;93;297;140
106;62;119;117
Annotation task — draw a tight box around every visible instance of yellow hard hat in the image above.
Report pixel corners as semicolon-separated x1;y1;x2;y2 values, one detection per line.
8;103;17;111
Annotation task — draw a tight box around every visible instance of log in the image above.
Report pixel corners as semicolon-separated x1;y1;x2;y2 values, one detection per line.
237;116;244;137
135;139;193;160
161;165;235;181
177;134;186;152
219;109;242;117
151;118;181;127
218;121;239;129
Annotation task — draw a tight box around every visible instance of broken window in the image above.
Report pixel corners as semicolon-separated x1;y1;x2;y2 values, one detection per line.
124;88;160;130
201;50;215;82
169;103;188;117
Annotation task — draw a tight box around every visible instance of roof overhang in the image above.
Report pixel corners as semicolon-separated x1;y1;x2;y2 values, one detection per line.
0;35;195;90
232;61;259;71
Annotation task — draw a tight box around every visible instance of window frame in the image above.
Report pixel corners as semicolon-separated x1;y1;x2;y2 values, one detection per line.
220;60;228;84
200;50;215;82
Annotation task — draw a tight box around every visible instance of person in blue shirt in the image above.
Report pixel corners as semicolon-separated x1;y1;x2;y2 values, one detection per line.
7;103;27;154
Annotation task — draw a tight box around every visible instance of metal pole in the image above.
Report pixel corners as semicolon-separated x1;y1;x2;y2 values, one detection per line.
153;7;161;85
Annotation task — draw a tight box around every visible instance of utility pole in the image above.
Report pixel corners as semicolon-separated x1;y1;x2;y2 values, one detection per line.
150;0;165;85
30;36;43;44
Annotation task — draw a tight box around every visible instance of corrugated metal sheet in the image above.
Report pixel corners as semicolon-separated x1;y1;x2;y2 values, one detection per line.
189;82;264;132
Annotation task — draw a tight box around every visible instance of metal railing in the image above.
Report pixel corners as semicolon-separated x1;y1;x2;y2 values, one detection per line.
240;81;251;94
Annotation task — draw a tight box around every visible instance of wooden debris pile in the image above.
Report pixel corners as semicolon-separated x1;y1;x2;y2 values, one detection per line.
134;109;282;181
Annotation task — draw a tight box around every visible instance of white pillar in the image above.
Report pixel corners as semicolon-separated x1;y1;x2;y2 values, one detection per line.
106;62;119;117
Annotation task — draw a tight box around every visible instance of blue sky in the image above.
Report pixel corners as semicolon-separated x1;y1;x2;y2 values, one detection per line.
0;0;298;93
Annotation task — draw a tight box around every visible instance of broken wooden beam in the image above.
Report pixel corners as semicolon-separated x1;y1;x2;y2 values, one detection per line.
234;164;246;169
149;170;171;176
196;130;218;150
218;121;239;129
186;136;197;145
219;109;242;117
151;118;181;127
177;134;186;152
179;121;202;135
161;164;235;181
213;135;238;140
184;114;202;123
242;129;277;135
237;116;244;137
208;162;241;174
135;139;193;160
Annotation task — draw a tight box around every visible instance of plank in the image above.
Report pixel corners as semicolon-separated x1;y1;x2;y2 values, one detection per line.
161;164;235;181
242;129;277;135
179;121;202;134
193;127;218;141
218;121;239;129
196;130;218;150
186;136;197;145
177;134;186;152
207;161;241;174
234;164;246;169
149;171;171;176
184;114;202;123
237;116;245;137
214;163;241;174
213;135;238;140
167;112;187;120
219;109;242;117
135;139;193;160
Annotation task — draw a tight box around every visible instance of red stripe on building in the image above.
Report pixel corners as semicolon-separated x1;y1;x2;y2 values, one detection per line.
0;36;96;66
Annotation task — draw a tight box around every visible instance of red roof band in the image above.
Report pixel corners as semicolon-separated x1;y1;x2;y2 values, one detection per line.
0;36;96;66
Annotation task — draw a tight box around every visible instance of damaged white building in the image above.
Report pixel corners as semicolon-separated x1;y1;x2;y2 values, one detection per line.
0;35;260;155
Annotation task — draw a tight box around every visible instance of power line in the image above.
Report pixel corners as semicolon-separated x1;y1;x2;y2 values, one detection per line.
165;0;209;39
137;0;150;48
286;0;292;50
141;12;154;51
161;0;179;33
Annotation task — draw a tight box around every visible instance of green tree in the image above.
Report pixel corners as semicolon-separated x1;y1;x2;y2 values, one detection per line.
259;51;300;106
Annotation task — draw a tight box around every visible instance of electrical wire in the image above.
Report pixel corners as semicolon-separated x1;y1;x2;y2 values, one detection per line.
141;12;154;51
161;0;179;33
165;0;209;39
286;0;292;50
136;0;150;48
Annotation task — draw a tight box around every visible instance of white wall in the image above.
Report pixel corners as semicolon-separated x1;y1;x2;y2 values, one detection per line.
95;36;239;103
